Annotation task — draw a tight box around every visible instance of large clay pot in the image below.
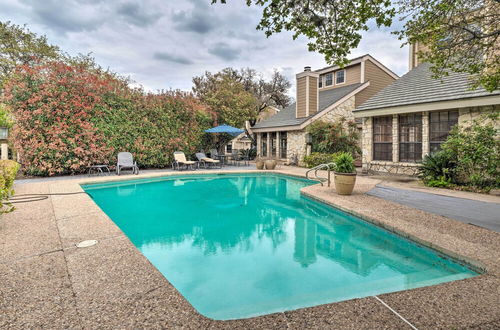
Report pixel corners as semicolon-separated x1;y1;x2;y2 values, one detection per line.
256;160;265;170
334;172;357;195
264;159;277;170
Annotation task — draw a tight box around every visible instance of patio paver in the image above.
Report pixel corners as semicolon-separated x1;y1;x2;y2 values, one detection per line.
2;167;499;329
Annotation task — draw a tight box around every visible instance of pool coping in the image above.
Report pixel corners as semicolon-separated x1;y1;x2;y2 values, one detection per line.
3;168;500;329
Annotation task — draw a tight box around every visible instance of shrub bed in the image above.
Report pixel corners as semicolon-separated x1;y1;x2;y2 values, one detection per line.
3;61;213;176
303;152;340;168
419;114;499;192
0;160;20;213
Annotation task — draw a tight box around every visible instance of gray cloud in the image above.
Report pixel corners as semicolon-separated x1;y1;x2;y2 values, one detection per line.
172;0;218;34
3;0;408;95
208;42;241;61
19;0;108;33
154;52;193;65
116;2;162;27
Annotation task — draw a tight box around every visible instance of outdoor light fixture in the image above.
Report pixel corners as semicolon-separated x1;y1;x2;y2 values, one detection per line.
305;133;312;145
0;127;8;140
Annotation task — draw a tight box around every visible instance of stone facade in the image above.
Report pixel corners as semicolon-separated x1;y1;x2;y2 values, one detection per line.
458;105;500;129
286;130;307;165
361;104;500;176
320;96;355;122
255;96;356;166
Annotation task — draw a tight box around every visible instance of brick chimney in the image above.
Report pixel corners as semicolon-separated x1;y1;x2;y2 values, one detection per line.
296;66;319;118
409;41;430;70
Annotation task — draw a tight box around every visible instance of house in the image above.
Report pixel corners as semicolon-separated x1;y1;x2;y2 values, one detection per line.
224;106;280;154
251;54;398;164
353;45;500;176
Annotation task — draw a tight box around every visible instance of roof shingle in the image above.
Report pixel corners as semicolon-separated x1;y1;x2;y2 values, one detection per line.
253;83;363;129
355;63;500;112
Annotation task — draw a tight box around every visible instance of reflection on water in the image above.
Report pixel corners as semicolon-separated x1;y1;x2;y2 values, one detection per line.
84;174;477;320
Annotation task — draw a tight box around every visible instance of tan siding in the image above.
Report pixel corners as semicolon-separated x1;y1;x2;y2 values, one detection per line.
356;59;397;108
296;76;307;118
320;64;361;91
309;76;318;114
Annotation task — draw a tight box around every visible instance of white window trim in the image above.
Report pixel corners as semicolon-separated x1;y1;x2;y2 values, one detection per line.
335;69;346;85
324;72;333;87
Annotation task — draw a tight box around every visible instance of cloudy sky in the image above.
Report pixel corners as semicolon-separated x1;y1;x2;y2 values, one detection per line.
1;0;408;96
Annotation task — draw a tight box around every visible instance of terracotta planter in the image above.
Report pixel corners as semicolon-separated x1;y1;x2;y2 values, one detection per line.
264;159;277;170
255;160;265;170
334;172;357;195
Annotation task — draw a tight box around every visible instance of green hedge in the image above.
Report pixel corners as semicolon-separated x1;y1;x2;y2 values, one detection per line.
303;152;340;168
0;160;20;213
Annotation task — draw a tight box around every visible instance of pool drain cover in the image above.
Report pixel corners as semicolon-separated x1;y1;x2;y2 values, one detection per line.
76;240;98;248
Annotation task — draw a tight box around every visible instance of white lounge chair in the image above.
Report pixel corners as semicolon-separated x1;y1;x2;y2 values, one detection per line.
195;153;221;169
172;151;197;170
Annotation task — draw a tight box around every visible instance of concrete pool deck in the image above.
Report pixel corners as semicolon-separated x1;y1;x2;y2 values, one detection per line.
1;167;499;329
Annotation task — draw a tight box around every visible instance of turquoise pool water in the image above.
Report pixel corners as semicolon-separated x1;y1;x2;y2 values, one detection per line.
83;173;477;320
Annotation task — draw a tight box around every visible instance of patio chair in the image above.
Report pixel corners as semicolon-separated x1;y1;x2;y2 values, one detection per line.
172;151;197;170
116;152;139;175
195;153;222;169
210;149;219;159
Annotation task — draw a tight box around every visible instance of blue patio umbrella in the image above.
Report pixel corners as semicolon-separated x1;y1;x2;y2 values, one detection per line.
204;124;244;137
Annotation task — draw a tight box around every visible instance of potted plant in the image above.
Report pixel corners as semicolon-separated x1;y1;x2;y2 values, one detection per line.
264;159;277;170
333;152;357;195
255;157;265;170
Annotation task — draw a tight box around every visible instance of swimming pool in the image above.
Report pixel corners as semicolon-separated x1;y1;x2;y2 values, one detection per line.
83;173;477;320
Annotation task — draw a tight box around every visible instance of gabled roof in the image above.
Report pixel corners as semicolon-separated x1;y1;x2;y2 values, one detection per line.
355;63;500;112
253;83;364;130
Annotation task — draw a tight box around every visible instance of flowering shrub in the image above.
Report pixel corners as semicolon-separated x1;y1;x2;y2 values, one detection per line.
3;61;213;176
307;117;360;157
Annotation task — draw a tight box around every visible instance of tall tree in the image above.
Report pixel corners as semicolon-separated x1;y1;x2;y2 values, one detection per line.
213;0;499;92
193;67;291;127
0;21;60;87
396;0;499;91
194;72;258;128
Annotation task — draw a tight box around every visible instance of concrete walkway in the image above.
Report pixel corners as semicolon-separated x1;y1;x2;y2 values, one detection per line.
368;185;500;232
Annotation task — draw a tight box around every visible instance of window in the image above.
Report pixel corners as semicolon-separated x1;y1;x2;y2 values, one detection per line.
226;144;232;153
271;132;277;157
373;116;393;161
318;75;323;88
325;73;333;86
335;70;345;84
430;110;458;153
280;132;287;159
261;133;267;157
399;113;422;162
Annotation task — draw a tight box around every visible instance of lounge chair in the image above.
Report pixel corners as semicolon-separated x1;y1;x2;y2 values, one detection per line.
195;153;222;169
172;151;197;170
117;152;139;175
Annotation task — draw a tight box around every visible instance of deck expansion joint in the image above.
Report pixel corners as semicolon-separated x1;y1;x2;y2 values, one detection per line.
374;295;418;330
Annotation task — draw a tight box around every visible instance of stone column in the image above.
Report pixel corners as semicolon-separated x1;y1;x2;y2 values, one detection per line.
422;111;430;157
256;133;262;157
1;143;8;160
392;114;399;163
361;117;372;172
267;133;271;158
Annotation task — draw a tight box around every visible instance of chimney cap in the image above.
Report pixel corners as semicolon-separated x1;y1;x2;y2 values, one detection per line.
304;66;311;72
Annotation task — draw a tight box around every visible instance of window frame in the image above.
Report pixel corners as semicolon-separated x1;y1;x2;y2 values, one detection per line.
270;132;277;157
399;113;423;163
372;116;393;161
429;110;458;153
335;69;346;85
325;73;333;86
280;132;287;159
